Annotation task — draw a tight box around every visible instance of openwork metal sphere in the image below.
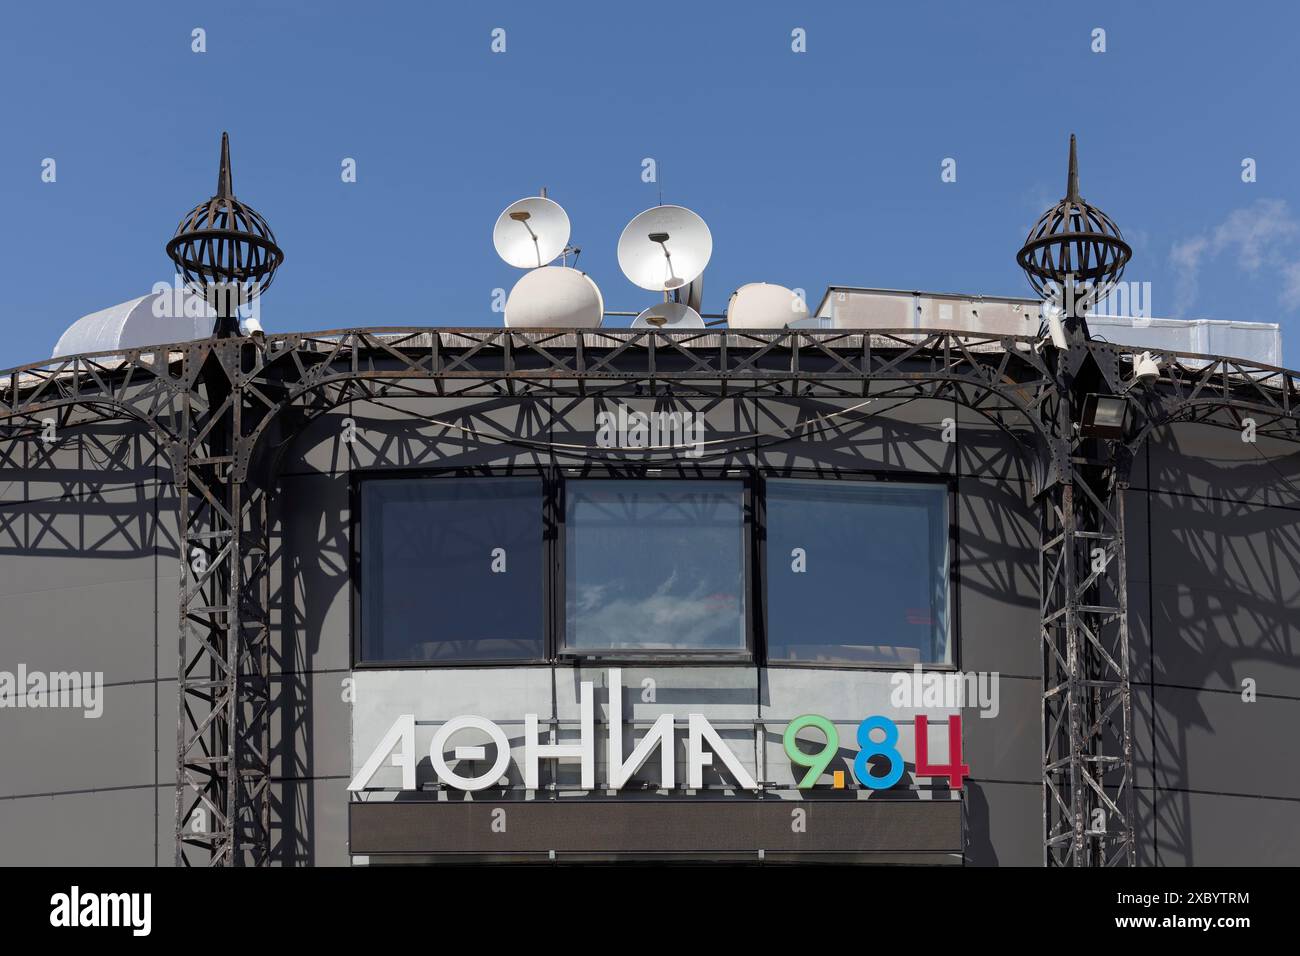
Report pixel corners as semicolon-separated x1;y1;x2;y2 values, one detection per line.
165;132;284;308
1017;135;1131;311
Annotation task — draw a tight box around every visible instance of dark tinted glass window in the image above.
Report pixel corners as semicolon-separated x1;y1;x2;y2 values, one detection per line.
360;478;545;662
765;480;949;664
564;480;746;652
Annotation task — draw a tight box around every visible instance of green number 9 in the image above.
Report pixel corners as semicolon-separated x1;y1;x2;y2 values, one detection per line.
783;714;839;789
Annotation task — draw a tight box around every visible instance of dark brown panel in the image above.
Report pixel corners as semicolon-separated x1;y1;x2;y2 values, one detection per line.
350;799;962;858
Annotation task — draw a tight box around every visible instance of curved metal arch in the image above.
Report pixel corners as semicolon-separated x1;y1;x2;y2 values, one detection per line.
0;346;194;452
233;327;1061;485
248;379;1052;492
1127;398;1300;455
3;329;1293;478
1121;349;1300;457
0;393;186;464
249;372;1053;472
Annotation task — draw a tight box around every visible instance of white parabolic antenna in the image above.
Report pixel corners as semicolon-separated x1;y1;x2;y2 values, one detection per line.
504;266;604;328
726;282;809;329
493;196;571;269
631;302;705;330
618;205;713;292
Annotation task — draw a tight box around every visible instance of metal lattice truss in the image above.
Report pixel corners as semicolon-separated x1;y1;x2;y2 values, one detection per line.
1037;366;1135;867
0;327;1297;866
1035;345;1300;866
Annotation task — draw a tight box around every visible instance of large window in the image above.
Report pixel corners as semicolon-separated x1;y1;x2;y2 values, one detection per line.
764;479;950;664
563;480;747;653
356;472;951;666
359;477;546;663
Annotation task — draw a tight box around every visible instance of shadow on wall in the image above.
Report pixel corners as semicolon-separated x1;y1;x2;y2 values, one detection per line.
963;783;999;866
0;421;176;864
267;398;553;865
1136;422;1300;866
0;424;176;557
955;478;1039;614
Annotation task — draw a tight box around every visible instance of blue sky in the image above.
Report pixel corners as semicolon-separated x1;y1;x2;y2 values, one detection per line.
2;1;1299;368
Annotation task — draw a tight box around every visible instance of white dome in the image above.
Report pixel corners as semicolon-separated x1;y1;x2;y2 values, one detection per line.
53;291;217;358
726;282;809;329
504;267;604;328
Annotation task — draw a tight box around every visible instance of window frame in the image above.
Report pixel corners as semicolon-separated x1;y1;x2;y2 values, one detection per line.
350;466;556;669
349;464;956;671
755;469;960;673
554;464;756;663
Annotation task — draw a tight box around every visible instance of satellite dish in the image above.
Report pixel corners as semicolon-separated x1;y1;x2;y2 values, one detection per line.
631;302;705;330
726;283;809;329
504;266;604;328
493;196;571;269
618;205;712;292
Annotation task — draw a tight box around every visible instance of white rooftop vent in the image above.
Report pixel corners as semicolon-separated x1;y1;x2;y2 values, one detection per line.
814;287;1040;336
1084;315;1281;366
811;287;1282;365
53;291;216;358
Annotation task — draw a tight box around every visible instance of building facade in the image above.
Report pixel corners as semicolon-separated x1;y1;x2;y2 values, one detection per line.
1;324;1298;866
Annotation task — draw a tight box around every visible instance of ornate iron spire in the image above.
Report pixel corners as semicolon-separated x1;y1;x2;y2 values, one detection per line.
1066;133;1080;201
166;132;284;336
216;131;233;199
1017;134;1130;325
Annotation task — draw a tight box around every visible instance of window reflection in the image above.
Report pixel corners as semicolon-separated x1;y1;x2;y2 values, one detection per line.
360;478;545;663
765;480;949;664
564;480;746;651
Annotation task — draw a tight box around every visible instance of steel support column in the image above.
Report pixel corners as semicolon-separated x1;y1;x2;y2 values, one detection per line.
174;341;272;866
1040;476;1136;864
1039;373;1136;866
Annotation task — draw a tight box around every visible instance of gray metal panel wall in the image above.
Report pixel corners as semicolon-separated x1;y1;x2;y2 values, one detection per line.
1128;419;1300;865
0;420;175;865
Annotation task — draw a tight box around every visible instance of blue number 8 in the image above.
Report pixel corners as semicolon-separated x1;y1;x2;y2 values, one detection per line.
853;716;904;789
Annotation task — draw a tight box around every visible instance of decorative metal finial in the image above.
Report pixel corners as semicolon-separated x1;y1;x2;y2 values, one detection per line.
1066;133;1080;201
216;131;233;199
166;132;284;336
1017;134;1131;324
